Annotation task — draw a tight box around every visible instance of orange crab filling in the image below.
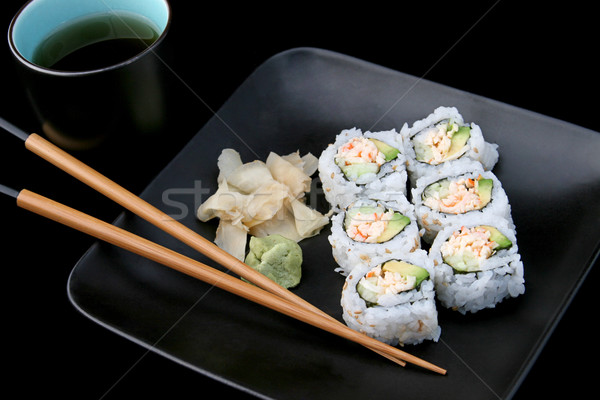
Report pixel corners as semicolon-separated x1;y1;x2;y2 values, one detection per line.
441;226;498;262
424;177;484;214
335;137;385;166
424;122;458;163
345;209;394;243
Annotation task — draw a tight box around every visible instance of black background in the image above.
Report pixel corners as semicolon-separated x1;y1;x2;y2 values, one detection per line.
1;1;598;399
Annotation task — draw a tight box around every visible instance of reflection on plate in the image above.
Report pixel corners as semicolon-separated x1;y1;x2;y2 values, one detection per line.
68;48;600;400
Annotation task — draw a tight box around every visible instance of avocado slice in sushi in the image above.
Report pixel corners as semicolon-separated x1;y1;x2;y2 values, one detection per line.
421;175;493;214
441;225;512;272
382;260;429;287
334;137;399;181
476;179;493;206
479;225;512;250
356;260;429;305
369;138;400;161
446;126;471;159
413;122;471;164
344;205;410;243
376;213;411;243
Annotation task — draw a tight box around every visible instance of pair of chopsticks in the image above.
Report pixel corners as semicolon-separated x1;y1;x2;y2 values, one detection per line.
0;117;446;375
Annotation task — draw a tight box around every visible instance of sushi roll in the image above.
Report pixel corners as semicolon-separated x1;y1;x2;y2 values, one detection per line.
318;128;407;209
400;106;499;184
411;160;512;243
340;249;441;346
328;197;421;276
429;216;525;314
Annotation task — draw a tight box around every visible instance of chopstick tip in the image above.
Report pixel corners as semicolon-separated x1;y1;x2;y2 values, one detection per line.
0;117;30;142
0;184;20;199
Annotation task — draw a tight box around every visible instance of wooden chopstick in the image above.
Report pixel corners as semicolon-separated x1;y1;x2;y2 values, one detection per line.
22;134;413;364
1;127;445;373
0;121;410;369
15;188;446;375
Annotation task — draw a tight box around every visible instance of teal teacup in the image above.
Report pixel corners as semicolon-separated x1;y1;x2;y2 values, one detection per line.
8;0;171;150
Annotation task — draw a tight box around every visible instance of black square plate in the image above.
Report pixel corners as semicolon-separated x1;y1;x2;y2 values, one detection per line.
68;48;600;400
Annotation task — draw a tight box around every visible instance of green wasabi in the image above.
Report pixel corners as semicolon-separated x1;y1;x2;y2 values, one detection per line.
244;234;302;288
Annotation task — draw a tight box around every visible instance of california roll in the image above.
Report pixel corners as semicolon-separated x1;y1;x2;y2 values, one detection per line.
429;217;525;314
340;250;441;346
411;160;512;243
318;128;407;209
401;106;499;183
328;197;421;275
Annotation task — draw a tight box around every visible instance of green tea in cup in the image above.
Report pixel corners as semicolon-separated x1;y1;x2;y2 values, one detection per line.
31;12;161;71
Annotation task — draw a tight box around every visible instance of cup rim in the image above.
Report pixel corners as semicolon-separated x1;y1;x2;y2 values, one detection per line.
7;0;172;77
